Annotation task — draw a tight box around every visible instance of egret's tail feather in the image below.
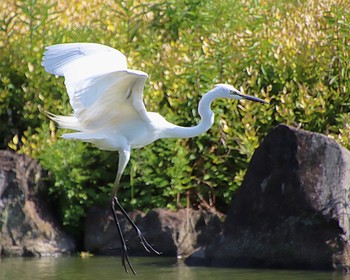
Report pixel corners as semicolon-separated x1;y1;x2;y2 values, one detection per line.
46;111;83;131
61;131;112;150
61;131;102;140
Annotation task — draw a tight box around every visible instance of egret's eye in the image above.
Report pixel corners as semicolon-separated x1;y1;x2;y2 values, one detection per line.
229;90;238;95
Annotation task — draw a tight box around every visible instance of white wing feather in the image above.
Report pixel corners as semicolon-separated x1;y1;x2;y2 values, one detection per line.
42;43;127;78
42;43;150;131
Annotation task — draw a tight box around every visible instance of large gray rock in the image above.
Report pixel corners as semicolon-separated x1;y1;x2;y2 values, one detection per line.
0;150;75;256
84;207;221;258
186;124;350;271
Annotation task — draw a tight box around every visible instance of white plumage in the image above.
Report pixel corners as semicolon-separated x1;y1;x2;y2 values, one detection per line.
42;43;157;151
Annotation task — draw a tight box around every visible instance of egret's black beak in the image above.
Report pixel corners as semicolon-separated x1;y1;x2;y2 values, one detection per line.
237;92;268;104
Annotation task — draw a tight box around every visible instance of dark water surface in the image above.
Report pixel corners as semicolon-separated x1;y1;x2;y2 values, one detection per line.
1;256;350;280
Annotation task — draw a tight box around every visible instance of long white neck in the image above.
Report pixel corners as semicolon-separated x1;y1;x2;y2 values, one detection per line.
163;89;217;139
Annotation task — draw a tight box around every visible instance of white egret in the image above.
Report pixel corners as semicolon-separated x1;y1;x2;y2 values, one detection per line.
42;43;267;274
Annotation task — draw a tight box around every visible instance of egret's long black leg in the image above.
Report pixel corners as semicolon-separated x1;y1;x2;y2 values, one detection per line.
111;198;136;275
113;196;162;255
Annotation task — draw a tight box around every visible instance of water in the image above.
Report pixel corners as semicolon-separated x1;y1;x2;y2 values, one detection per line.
0;256;350;280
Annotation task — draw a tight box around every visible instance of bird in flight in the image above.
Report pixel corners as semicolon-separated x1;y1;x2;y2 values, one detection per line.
42;43;267;274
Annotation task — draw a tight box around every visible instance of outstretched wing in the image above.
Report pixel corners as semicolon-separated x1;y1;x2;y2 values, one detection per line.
42;43;150;130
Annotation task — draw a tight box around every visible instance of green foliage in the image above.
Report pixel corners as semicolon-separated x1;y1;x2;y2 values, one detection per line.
1;0;350;233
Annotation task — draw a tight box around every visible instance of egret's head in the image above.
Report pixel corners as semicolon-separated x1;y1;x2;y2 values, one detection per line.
214;84;267;103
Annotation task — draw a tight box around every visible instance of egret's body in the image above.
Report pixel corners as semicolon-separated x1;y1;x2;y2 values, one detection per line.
42;43;267;274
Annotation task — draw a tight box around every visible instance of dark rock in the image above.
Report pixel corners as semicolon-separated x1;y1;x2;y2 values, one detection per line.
186;124;350;271
0;150;76;256
84;207;222;258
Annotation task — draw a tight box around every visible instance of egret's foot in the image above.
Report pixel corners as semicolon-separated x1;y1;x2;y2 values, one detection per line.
111;196;161;274
111;199;136;274
133;226;162;255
